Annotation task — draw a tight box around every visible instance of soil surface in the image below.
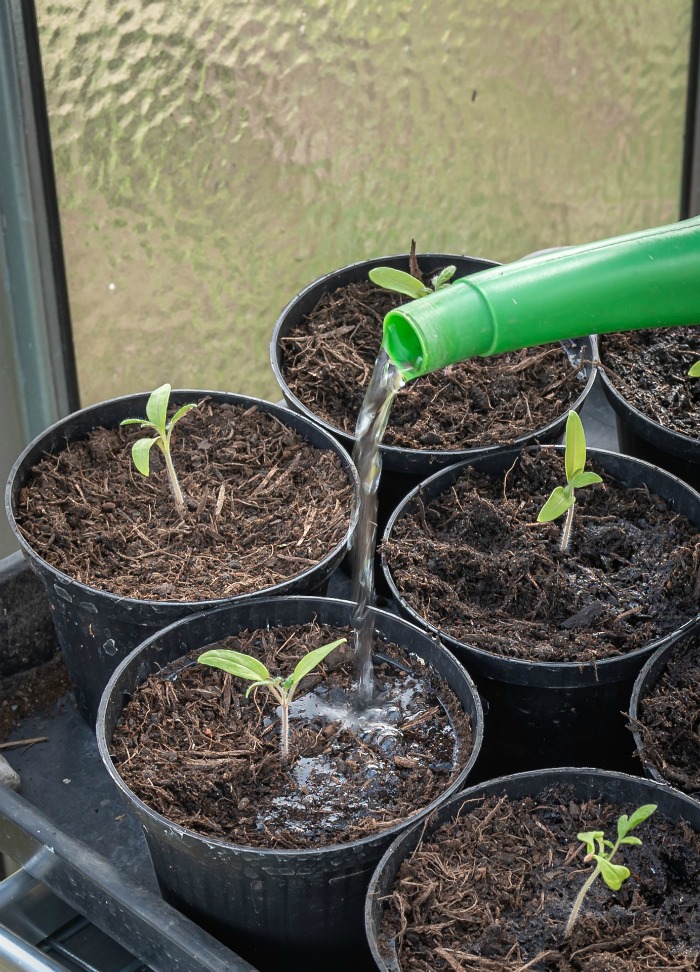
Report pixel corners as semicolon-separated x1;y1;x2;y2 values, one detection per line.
383;449;700;663
16;400;354;601
633;634;700;798
378;783;700;971
110;621;472;850
280;278;590;450
601;327;700;437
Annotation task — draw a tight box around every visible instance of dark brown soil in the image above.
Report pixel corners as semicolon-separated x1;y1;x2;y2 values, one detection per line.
632;634;700;798
601;327;700;437
378;784;700;971
382;449;700;663
0;653;70;742
15;400;354;601
280;279;589;450
110;621;472;850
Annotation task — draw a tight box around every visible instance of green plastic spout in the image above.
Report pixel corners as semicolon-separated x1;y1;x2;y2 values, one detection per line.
382;216;700;380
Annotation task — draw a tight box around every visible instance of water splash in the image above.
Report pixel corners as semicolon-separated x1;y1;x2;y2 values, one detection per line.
350;348;405;703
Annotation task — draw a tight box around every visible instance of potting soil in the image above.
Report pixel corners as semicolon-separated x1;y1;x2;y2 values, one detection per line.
111;621;472;849
379;784;700;971
383;450;700;663
16;400;353;600
601;327;700;437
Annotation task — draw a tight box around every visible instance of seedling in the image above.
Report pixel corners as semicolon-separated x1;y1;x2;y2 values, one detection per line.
537;410;602;552
120;384;196;514
368;264;456;300
198;637;347;762
689;361;700;377
564;803;656;938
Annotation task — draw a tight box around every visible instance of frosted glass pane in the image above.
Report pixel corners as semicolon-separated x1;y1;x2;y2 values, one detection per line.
36;0;692;404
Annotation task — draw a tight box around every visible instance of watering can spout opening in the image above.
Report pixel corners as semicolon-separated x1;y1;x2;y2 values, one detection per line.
382;308;425;381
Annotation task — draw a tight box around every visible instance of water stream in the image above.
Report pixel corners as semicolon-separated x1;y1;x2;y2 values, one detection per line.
350;347;406;703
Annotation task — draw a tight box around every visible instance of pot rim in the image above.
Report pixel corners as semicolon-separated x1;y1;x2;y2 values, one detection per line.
96;595;484;860
5;389;360;610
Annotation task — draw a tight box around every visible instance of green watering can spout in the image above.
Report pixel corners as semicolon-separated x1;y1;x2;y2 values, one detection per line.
382;215;700;380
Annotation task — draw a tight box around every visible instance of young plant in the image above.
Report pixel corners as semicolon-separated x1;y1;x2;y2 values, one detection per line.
120;383;196;514
368;264;456;300
564;803;656;938
537;410;602;552
689;361;700;377
198;637;347;762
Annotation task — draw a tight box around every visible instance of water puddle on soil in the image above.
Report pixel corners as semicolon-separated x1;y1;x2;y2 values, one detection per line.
258;665;458;837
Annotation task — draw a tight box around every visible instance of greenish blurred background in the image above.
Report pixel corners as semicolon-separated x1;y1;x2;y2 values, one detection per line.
36;0;692;405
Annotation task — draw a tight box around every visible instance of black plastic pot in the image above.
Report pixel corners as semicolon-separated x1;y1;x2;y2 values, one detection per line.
96;595;484;972
365;766;700;972
599;353;700;490
629;630;700;800
381;446;700;779
5;391;359;726
270;253;597;525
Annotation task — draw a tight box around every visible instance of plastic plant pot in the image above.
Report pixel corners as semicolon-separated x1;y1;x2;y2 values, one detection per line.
629;629;700;800
5;391;359;726
381;445;700;779
96;596;484;972
365;766;700;972
270;253;597;528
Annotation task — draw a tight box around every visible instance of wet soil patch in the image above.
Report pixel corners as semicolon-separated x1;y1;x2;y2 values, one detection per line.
379;783;700;971
0;653;70;742
383;450;700;663
280;280;588;450
16;400;354;601
111;621;472;849
601;327;700;437
633;634;700;799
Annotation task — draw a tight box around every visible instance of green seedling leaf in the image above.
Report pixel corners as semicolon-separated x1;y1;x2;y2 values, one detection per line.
198;649;271;683
569;471;603;489
537;486;574;522
431;265;457;290
120;384;197;513
146;383;171;431
369;267;430;299
537;410;601;551
564;410;586;481
285;638;347;692
199;637;346;763
689;361;700;377
577;830;604;857
619;803;657;837
595;857;630;891
169;403;198;427
566;804;655;938
131;437;158;476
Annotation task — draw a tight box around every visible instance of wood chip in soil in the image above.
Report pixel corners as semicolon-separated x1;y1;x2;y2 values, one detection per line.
632;633;700;799
601;327;700;438
379;783;700;971
15;400;354;601
280;279;590;450
111;621;472;849
382;449;700;663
